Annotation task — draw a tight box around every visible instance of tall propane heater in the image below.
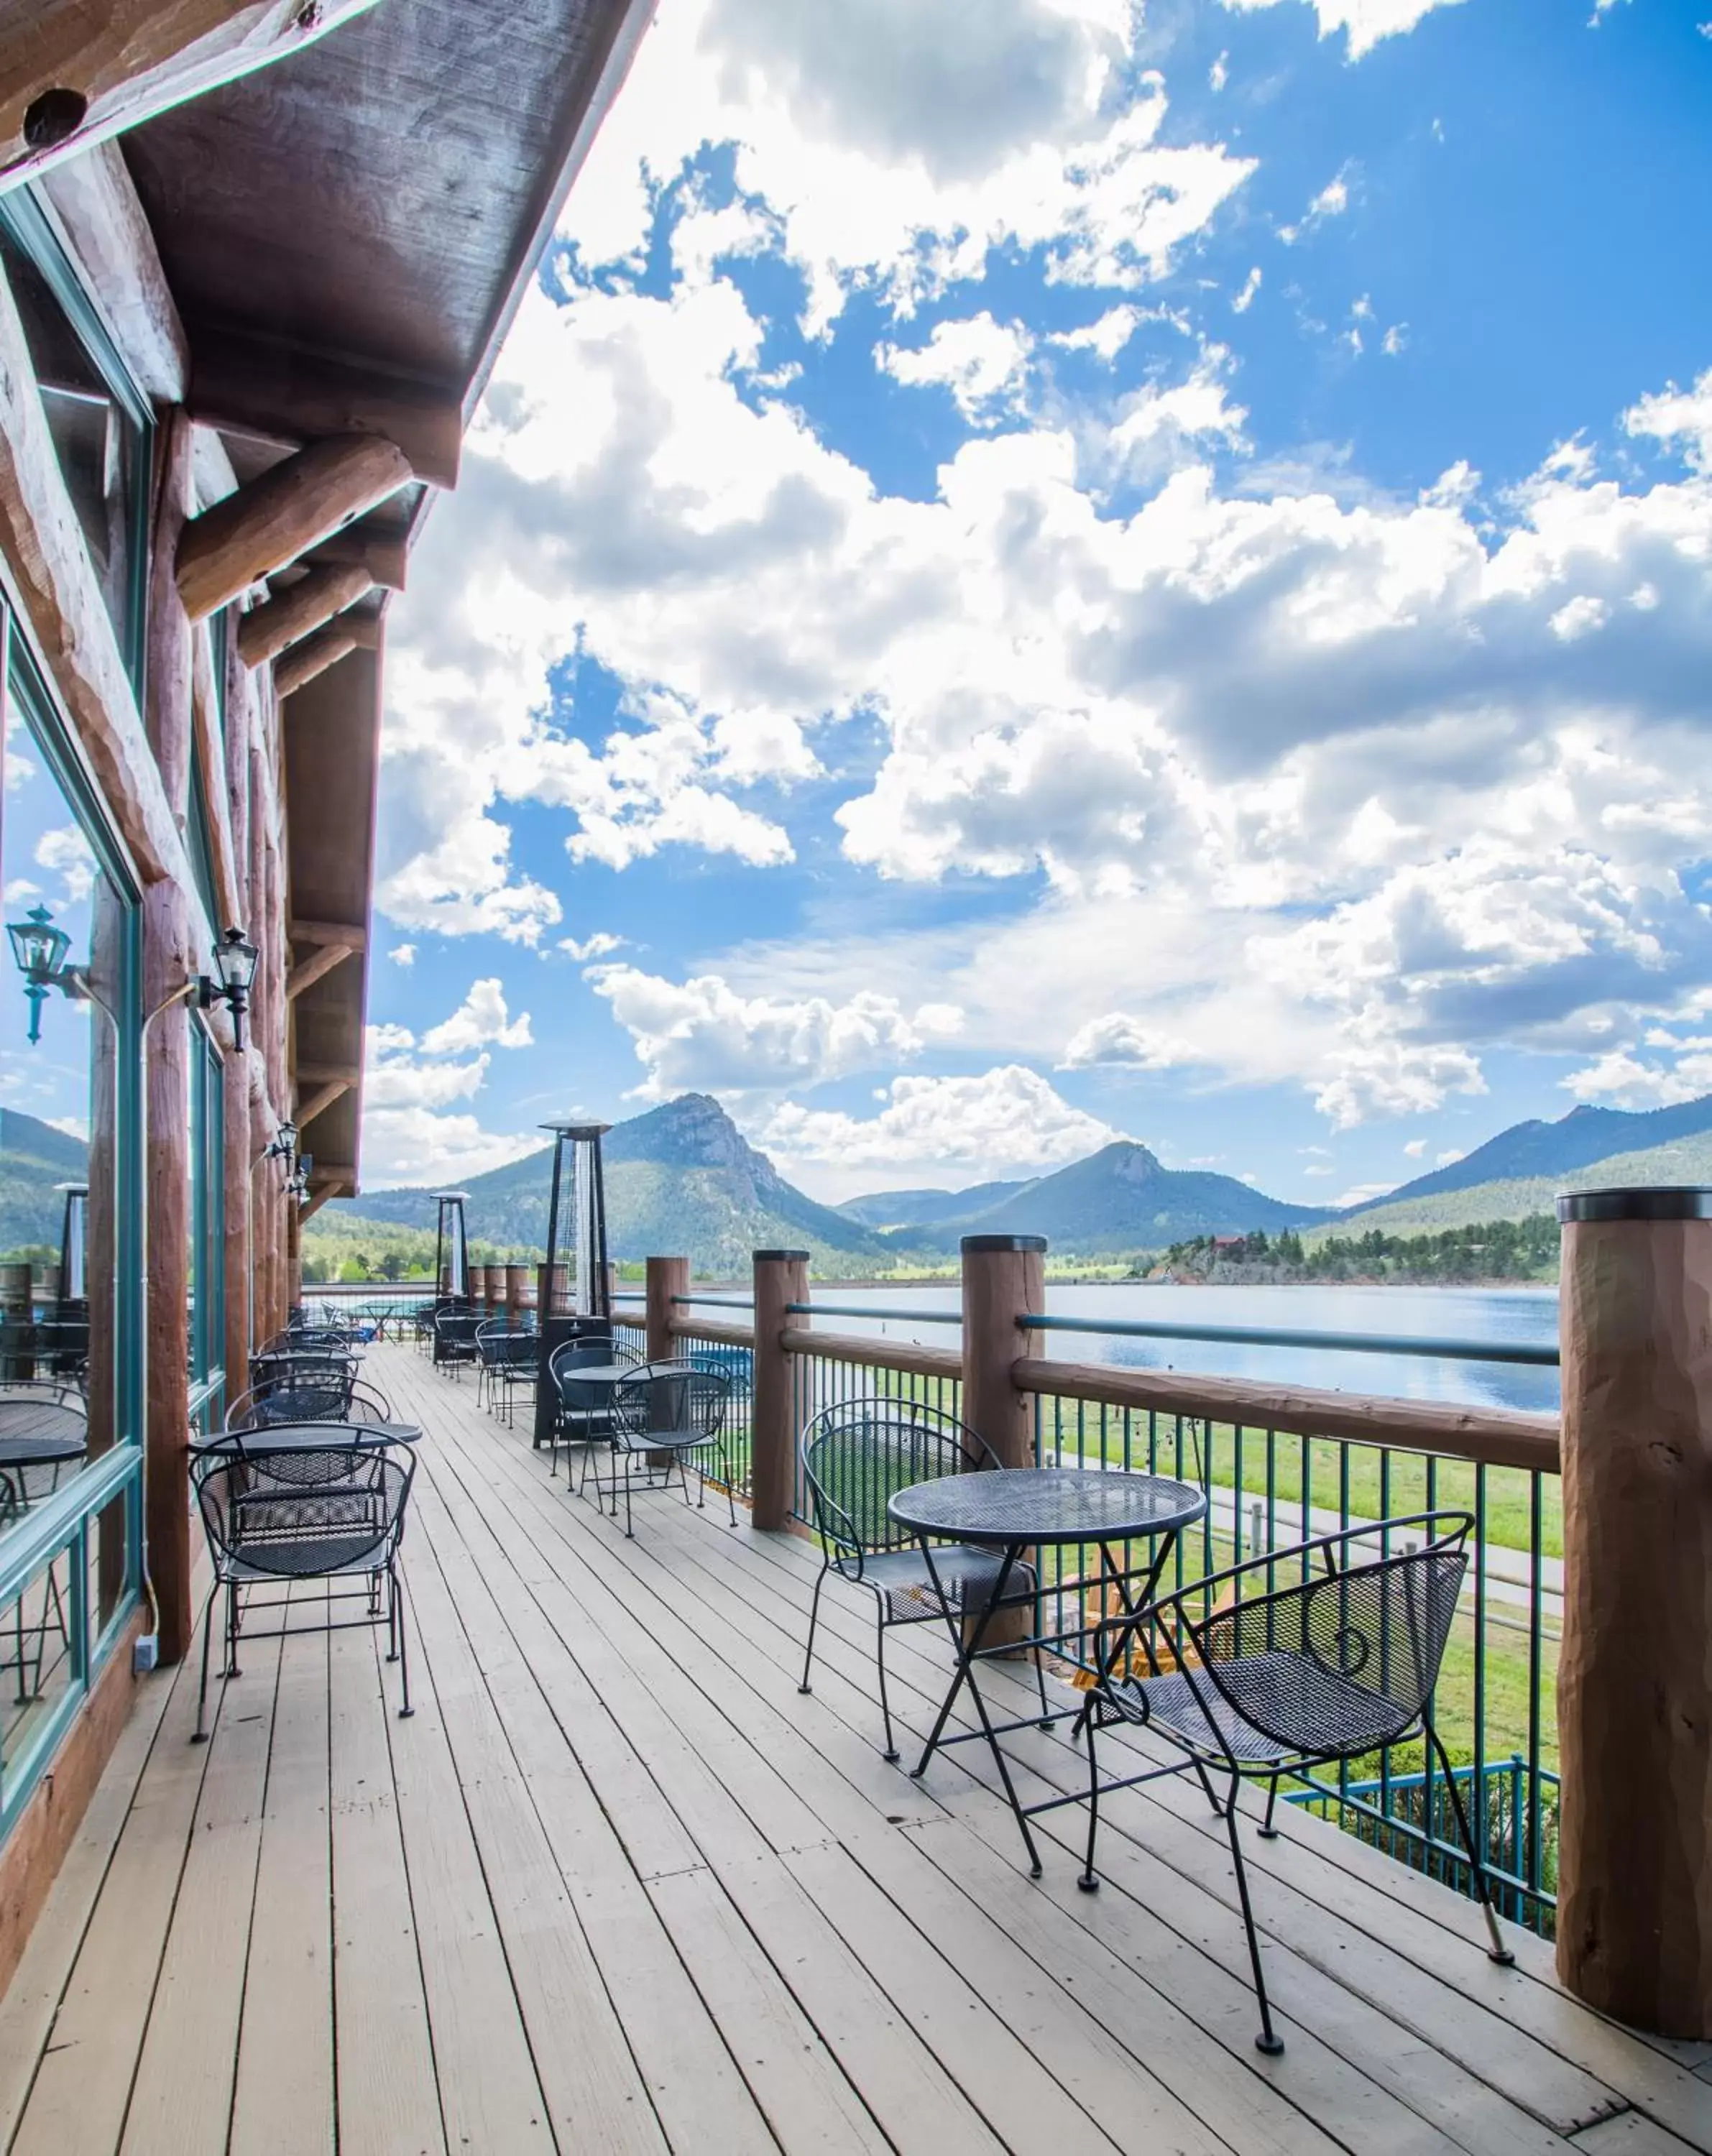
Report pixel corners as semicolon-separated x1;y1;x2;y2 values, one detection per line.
533;1122;612;1450
432;1190;471;1302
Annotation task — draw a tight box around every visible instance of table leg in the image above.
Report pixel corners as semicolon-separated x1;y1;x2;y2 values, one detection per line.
908;1537;1045;1875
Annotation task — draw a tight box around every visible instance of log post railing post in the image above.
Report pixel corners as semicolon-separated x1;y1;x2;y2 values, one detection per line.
960;1235;1047;1650
505;1263;528;1319
647;1256;688;1365
1556;1187;1712;2038
752;1249;809;1531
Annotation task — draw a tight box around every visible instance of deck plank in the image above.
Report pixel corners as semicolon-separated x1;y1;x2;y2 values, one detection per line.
11;1618;226;2156
326;1616;444;2156
229;1595;335;2156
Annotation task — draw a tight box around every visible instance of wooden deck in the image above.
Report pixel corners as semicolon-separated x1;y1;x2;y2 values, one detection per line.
1;1342;1707;2156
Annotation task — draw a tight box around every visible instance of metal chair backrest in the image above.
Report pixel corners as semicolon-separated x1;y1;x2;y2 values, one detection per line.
1185;1511;1472;1758
226;1373;357;1429
197;1444;413;1573
609;1361;729;1450
800;1397;998;1563
342;1381;396;1423
548;1337;634;1406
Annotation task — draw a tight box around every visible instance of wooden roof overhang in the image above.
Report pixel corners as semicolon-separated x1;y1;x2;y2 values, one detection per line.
79;0;653;1198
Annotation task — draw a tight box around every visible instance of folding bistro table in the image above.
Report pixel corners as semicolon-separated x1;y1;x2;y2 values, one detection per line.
888;1465;1207;1874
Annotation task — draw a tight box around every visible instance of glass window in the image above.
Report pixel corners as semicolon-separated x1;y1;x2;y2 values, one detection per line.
0;197;150;684
0;614;141;1764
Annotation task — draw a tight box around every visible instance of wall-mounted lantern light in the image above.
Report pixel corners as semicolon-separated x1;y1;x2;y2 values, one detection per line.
7;903;74;1044
198;926;260;1051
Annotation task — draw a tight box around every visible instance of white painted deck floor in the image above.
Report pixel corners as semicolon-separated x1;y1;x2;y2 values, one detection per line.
0;1341;1706;2156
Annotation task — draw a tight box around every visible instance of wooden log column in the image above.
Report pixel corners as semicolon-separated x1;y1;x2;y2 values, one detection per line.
962;1235;1046;1651
647;1256;689;1365
505;1263;530;1319
752;1250;810;1531
1555;1187;1712;2039
141;414;195;1666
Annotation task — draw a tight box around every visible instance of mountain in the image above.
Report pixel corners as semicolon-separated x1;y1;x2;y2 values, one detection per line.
1329;1125;1712;1240
1349;1092;1712;1215
835;1179;1033;1229
323;1095;888;1276
0;1109;88;1257
886;1141;1337;1252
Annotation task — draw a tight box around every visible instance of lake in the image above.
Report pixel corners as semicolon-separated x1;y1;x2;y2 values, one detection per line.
316;1277;1563;1413
791;1281;1562;1415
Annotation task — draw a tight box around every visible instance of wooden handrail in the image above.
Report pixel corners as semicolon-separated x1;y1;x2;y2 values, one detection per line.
666;1315;756;1353
777;1325;962;1384
1012;1355;1560;1475
665;1286;1563;1478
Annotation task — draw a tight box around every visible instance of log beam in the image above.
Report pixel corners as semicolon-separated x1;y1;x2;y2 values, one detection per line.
302;530;407;591
273;625;358;700
190;327;461;491
293;1079;349;1130
38;140;187;401
0;1;382;190
298;1186;336;1223
289;919;367;952
175;433;411;622
236;563;372;668
285;941;353;1001
295;1059;359;1087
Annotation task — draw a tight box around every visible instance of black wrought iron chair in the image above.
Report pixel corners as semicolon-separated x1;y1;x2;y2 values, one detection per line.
433;1307;483;1376
192;1441;415;1739
545;1337;636;1474
1078;1510;1512;2054
797;1397;1047;1763
474;1320;535;1414
226;1370;359;1429
487;1328;540;1427
341;1380;397;1423
592;1362;732;1536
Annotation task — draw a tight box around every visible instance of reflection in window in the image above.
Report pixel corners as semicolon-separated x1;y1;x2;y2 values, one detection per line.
0;625;131;1664
0;206;148;678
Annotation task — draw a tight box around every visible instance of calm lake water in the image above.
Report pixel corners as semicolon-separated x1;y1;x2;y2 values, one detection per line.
316;1278;1563;1413
793;1281;1562;1415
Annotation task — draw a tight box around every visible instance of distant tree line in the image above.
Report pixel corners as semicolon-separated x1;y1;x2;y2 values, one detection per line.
1155;1215;1559;1284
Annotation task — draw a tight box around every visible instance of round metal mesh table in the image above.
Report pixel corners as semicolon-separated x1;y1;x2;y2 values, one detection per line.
888;1466;1205;1547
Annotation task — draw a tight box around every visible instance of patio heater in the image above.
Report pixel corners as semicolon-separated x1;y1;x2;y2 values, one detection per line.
431;1190;471;1367
55;1182;87;1305
532;1121;612;1450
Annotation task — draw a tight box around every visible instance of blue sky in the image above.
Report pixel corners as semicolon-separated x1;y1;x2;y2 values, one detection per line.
365;0;1712;1210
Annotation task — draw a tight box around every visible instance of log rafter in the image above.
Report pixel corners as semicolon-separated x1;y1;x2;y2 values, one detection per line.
273;623;360;699
175;433;411;622
236;563;372;668
285;941;354;1001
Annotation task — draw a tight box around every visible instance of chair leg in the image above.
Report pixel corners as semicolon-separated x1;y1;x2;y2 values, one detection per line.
392;1567;413;1718
1258;1774;1281;1838
622;1453;634;1538
1033;1644;1052;1730
224;1583;241;1679
191;1581;218;1743
1428;1724;1514;1964
799;1560;829;1695
1223;1772;1284;2055
875;1606;899;1763
1078;1706;1103;1891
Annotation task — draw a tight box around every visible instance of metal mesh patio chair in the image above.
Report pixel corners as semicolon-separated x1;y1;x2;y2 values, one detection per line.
488;1328;540;1426
545;1337;638;1473
341;1380;397;1423
226;1370;359;1429
589;1361;732;1537
433;1307;483;1376
474;1320;535;1413
798;1397;1046;1763
192;1442;415;1738
1079;1509;1511;2054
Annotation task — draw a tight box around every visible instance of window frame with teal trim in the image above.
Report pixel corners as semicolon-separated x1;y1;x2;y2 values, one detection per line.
0;183;155;1836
